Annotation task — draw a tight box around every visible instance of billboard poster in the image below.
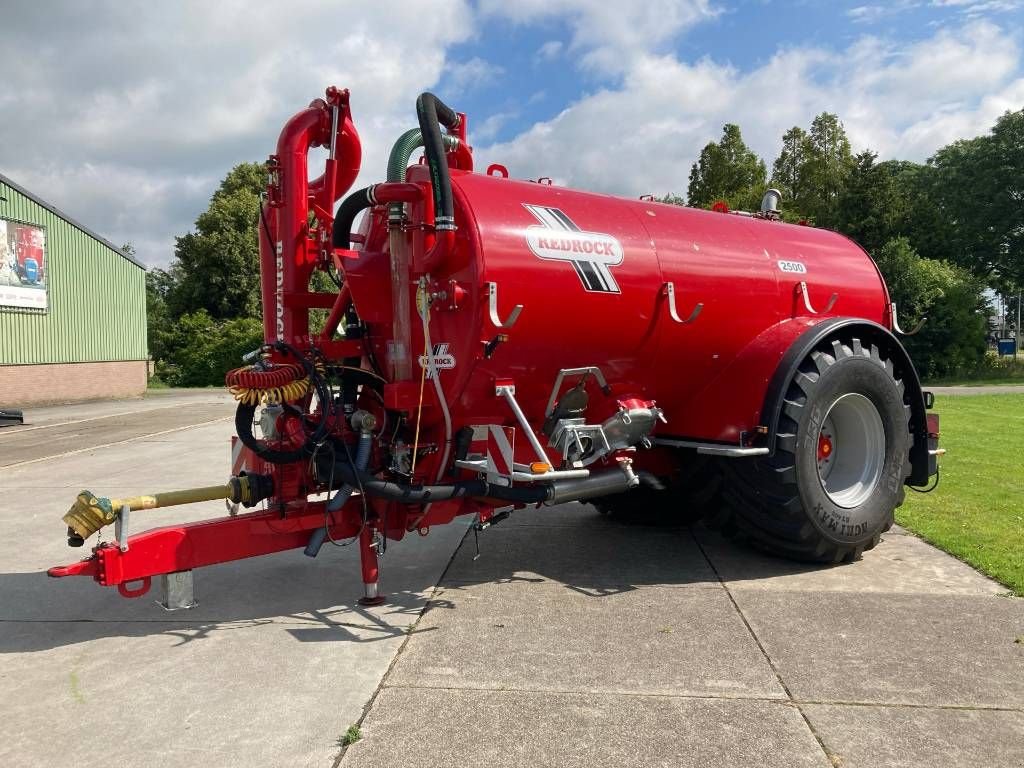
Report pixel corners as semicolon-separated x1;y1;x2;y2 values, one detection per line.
0;218;48;310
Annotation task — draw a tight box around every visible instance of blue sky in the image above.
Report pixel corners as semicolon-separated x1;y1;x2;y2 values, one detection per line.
437;1;992;144
1;0;1021;266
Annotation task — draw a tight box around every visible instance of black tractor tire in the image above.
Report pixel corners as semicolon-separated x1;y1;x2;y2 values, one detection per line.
593;454;722;526
715;337;911;563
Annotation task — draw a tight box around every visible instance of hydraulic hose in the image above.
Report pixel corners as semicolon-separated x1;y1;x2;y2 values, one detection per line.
415;92;460;235
235;401;307;464
233;342;333;465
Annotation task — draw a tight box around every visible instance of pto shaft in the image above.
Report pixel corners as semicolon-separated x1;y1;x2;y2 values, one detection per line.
63;475;273;545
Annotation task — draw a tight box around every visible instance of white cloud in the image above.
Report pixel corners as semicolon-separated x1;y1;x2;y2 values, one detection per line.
932;0;1022;13
479;20;1023;200
847;2;921;23
445;57;505;93
0;1;475;266
480;0;719;75
537;40;564;60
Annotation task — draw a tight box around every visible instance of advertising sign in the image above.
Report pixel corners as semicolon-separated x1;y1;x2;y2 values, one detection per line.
0;218;48;310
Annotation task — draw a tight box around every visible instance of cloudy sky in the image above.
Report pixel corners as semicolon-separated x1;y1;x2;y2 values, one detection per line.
1;0;1021;267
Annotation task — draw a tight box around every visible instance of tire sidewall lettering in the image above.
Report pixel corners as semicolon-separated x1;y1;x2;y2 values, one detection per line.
796;355;909;544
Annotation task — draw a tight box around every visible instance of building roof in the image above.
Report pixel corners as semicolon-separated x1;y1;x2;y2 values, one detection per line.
0;171;146;270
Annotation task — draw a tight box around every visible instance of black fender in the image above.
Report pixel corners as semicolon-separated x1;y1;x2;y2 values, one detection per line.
760;317;932;486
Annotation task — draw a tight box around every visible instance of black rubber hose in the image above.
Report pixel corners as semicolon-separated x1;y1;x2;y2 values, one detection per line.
332;186;376;249
319;452;549;505
415;92;460;235
235;402;308;464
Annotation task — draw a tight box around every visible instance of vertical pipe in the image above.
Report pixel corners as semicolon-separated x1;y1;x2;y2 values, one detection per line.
271;106;323;343
258;200;279;343
388;228;413;380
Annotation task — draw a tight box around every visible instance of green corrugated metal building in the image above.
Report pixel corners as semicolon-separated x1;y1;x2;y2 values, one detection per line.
0;172;148;405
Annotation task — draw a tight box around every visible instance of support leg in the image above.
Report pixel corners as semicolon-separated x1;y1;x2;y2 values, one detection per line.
358;524;385;606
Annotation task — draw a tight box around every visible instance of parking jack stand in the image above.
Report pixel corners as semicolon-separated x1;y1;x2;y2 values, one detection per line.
159;570;197;611
358;525;385;606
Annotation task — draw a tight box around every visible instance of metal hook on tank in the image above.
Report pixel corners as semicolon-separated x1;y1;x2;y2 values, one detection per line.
891;303;926;335
796;281;838;315
662;282;702;324
486;282;523;329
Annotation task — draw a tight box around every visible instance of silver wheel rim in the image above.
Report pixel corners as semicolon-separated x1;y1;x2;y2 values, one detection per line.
816;393;885;509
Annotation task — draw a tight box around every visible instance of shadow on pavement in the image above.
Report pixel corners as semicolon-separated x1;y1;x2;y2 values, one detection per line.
0;502;857;654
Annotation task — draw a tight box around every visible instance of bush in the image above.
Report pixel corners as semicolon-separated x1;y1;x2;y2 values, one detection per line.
154;310;263;387
874;237;989;380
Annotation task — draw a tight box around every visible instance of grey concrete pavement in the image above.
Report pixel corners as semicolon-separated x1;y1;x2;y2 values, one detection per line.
0;392;469;768
348;688;828;768
6;393;1022;767
341;504;1024;768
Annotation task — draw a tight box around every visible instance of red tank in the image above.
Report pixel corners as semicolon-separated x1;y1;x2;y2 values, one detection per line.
344;165;890;447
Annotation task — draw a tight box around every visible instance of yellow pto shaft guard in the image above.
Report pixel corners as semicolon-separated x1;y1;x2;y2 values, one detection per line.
63;475;268;543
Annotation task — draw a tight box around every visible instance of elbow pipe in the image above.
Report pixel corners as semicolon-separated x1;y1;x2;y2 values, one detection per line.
304;431;374;558
415;92;460;238
327;431;374;512
332;186;375;250
308;90;362;204
332;184;426;250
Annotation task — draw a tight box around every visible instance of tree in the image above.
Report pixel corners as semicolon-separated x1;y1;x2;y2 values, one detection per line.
875;237;989;379
153;310;263;387
144;162;269;385
801;113;854;228
834;152;923;255
145;267;176;364
686;124;767;210
166;162;266;320
927;109;1024;286
770;126;811;214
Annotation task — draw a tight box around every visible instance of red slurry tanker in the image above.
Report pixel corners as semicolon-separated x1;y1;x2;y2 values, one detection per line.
51;88;941;608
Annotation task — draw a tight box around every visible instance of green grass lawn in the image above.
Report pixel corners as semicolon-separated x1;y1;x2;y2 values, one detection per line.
896;394;1024;595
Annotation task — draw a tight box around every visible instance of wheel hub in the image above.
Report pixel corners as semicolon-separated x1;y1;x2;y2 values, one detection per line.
815;393;885;509
817;433;833;462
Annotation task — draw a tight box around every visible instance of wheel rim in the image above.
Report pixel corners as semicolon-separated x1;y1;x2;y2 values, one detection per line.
816;393;885;509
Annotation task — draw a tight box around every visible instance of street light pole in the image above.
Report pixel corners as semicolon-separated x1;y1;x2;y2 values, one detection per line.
1017;289;1021;362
